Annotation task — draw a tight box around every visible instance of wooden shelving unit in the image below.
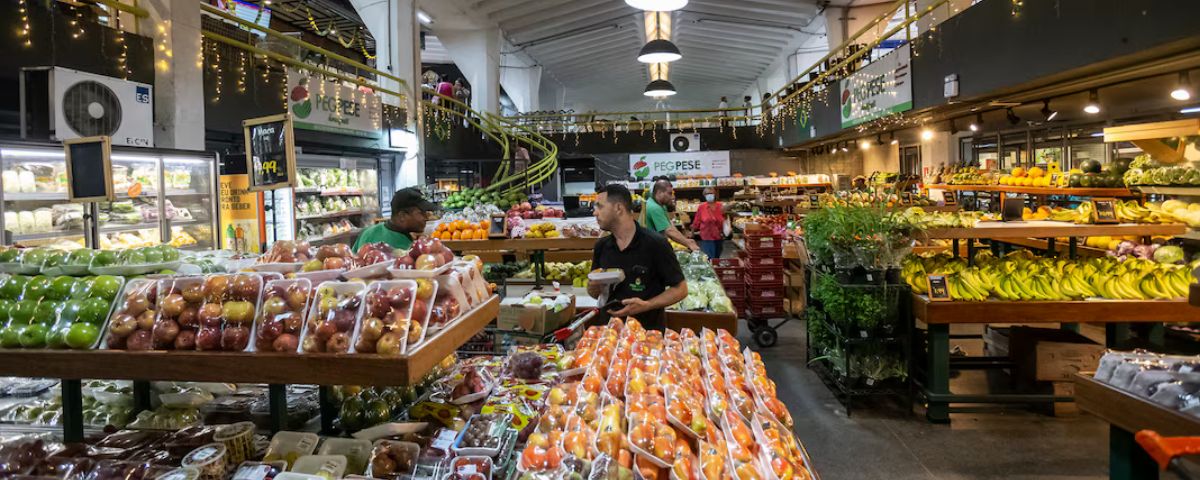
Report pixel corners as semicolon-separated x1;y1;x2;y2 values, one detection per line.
913;294;1198;325
921;222;1187;240
927;184;1140;197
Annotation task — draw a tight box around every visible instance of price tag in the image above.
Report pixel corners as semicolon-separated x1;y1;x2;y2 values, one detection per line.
1092;198;1119;224
927;275;952;301
64;136;115;202
943;191;957;205
243;113;297;192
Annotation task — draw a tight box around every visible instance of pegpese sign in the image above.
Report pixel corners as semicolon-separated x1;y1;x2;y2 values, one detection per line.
629;151;731;180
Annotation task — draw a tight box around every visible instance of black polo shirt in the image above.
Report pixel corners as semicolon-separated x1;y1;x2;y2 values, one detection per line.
592;225;685;330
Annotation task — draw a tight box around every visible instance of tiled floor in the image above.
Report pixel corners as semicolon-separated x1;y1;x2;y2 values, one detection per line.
741;319;1117;480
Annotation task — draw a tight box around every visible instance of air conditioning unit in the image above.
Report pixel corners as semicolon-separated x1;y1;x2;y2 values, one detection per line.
670;132;700;152
30;67;154;147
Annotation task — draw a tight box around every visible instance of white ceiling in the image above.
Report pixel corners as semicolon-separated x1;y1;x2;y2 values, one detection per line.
470;0;825;112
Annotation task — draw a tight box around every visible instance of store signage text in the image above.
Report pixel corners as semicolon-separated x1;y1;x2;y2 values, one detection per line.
629;151;731;179
840;45;913;128
286;70;382;138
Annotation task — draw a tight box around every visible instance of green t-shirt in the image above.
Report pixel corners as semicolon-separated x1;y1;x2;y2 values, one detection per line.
643;198;671;233
352;222;414;251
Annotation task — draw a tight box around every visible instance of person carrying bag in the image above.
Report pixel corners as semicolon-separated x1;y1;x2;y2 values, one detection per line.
691;186;728;259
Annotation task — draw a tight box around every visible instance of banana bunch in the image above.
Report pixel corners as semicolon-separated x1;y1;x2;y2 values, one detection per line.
1073;202;1095;224
1113;200;1152;223
905;251;1198;302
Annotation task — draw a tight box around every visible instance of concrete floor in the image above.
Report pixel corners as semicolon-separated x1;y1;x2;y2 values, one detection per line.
738;319;1117;480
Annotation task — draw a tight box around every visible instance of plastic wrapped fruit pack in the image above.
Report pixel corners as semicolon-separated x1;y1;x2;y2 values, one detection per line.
352;280;420;355
103;278;160;350
0;273;122;350
300;282;364;354
149;274;262;351
253;279;312;353
258;240;315;264
430;274;466;331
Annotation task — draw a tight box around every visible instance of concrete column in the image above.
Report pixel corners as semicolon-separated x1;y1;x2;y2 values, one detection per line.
138;0;204;150
351;0;423;187
500;64;541;113
437;28;502;115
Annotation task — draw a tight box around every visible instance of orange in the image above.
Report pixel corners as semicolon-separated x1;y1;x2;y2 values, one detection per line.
461;229;474;240
452;230;462;240
480;220;490;230
475;230;487;239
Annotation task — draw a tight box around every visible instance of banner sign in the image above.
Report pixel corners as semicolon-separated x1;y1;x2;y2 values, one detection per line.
840;45;912;128
287;70;383;139
218;174;262;253
629;151;731;180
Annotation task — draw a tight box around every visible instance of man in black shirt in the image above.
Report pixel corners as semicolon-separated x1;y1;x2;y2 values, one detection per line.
588;184;687;330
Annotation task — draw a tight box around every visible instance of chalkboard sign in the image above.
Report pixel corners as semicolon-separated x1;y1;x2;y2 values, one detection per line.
943;191;957;205
1092;198;1119;224
1002;200;1025;222
63;136;114;202
243;114;296;192
489;213;507;238
808;194;820;207
927;275;952;301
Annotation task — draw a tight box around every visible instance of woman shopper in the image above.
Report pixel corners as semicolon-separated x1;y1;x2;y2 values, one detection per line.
691;186;728;259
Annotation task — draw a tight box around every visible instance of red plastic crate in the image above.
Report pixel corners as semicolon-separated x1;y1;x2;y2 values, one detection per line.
745;268;784;286
746;302;787;318
711;258;743;268
755;286;786;300
715;269;743;284
743;234;783;250
745;256;783;268
724;287;746;301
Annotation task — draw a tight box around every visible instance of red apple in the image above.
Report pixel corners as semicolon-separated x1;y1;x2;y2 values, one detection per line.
440;250;455;265
301;335;321;353
196;327;222;350
280;312;303;333
178;306;199;328
198;303;223;328
316;321;337;341
376;332;403;355
124;295;149;316
284;284;309;311
222;326;250;351
394;256;415;269
205;276;230;302
152;319;180;345
181;283;205;304
174;329;197;350
107;334;126;349
136;310;157;331
231;275;260;301
273;333;299;352
126;330;153;351
331;309;357;332
110;313;137;337
323;257;346;270
354;335;375;353
161;294;186;318
326;332;350;353
263;296;288;316
360;317;385;340
258;319;283;341
411;299;429;322
316;245;340;260
366;291;391;319
387;287;413;309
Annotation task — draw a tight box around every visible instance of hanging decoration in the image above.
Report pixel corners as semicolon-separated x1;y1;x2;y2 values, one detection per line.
18;0;31;47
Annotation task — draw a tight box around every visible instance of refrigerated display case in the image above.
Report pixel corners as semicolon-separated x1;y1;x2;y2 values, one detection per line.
0;143;218;250
262;154;381;246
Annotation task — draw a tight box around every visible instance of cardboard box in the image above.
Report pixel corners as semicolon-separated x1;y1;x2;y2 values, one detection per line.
497;295;576;336
1009;326;1103;386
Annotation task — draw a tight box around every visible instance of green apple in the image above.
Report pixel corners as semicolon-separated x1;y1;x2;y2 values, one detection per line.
160;245;180;262
24;276;51;301
45;328;67;349
0;248;19;263
79;298;110;325
18;324;47;348
46;277;75;301
58;299;83;324
10;300;36;325
34;302;61;325
0;276;25;300
70;277;94;300
91;276;121;301
0;327;19;348
92;251;117;267
141;246;164;263
65;323;99;349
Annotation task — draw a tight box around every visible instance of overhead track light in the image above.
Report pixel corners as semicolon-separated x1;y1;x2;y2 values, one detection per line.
1006;108;1021;125
950;120;958;135
1171;71;1192;101
889;132;898;145
920;129;934;141
876;134;884;145
859;139;870;150
643;79;677;97
1083;89;1101;114
1041;99;1058;121
626;0;687;12
638;39;681;63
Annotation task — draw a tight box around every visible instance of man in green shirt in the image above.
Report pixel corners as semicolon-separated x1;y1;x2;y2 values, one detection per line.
644;178;698;251
353;187;439;251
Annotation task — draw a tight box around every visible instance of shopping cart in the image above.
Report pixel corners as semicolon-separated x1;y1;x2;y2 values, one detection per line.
1136;430;1200;479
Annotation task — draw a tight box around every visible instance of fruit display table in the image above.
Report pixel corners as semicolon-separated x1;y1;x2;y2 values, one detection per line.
926;184;1141;197
1074;373;1200;480
913;293;1197;423
921;222;1187;261
0;295;500;442
444;237;599;287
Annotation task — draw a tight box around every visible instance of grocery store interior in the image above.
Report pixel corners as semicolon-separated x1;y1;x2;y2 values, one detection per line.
0;0;1199;479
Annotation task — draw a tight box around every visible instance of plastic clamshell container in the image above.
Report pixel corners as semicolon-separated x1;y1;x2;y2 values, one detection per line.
663;385;702;440
213;421;257;466
317;438;372;475
368;440;420;477
449;456;494;480
181;443;229;480
90;260;183;276
452;414;507;457
289;455;347;479
263;431;320;469
251;278;312;353
342;260;392;280
428;273;468;333
349;279;418;355
447;368;495;405
387;262;452;279
231;461;287;480
298;282;366;354
293;269;344;285
100;278;159;351
451;262;490;305
249;263;305;274
45;275;126;350
154;467;200;480
587;270;625;285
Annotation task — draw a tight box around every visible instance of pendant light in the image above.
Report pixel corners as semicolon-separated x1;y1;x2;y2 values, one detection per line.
1083;89;1101;114
644;79;677;97
626;0;687;12
638;39;681;63
1171;71;1192;101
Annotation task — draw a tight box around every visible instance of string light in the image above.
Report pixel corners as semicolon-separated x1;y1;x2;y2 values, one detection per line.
236;50;247;93
70;6;84;39
18;0;31;47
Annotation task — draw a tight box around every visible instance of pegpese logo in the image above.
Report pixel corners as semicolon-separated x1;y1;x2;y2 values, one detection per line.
290;78;312;119
633;157;650;180
841;87;852;118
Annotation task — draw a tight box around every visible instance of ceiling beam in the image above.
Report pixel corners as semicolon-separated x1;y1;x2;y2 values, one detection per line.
680;23;794;43
492;0;609;25
526;31;637;60
505;6;636;41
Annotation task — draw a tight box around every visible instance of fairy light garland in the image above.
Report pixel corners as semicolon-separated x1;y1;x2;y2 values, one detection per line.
18;0;31;47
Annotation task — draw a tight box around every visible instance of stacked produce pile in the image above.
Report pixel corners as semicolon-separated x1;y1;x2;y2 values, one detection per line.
1124;154;1200;187
891;208;997;229
1094;350;1200;415
1023;199;1199;226
902;251;1198;301
672;252;735;314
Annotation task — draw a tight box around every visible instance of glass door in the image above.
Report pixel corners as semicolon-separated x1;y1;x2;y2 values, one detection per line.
0;146;86;249
291;155;380;245
163;154;217;251
97;152;161;250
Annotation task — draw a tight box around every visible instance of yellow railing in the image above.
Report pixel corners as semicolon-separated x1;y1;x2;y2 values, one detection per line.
198;2;558;197
503;0;953;135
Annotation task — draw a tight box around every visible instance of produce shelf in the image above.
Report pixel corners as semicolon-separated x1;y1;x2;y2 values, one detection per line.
1135;186;1200;196
1074;372;1200;480
926;184;1140;197
0;295;500;386
12;230;85;241
913;293;1198;324
995;237;1108;257
294;187;364;196
296;209;365;221
100;222;161;233
2;192;69;201
921;221;1187;240
442;237;599;252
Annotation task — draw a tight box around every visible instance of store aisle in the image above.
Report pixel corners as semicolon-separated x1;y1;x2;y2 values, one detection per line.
742;320;1113;480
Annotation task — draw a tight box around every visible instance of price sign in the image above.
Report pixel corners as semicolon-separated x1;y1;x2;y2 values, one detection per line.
1092;198;1119;224
808;194;820;207
243;113;297;191
63;136;115;202
927;275;952;301
943;190;957;205
902;192;913;205
489;213;507;238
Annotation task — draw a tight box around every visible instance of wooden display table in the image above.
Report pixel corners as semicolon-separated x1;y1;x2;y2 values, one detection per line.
665;310;738;335
927;184;1140;197
914;293;1198;423
0;296;500;441
1074;373;1200;480
921;222;1187;262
